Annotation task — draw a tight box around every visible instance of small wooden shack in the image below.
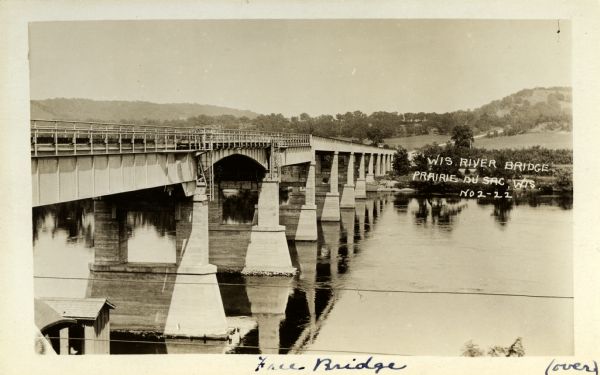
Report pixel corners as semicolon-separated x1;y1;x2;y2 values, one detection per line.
34;299;77;355
42;297;115;354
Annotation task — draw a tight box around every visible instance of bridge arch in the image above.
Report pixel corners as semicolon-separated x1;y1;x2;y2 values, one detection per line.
208;151;269;185
205;148;269;171
205;151;268;227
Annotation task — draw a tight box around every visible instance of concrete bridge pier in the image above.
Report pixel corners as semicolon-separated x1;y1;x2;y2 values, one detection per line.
376;154;382;177
175;202;191;264
243;175;296;276
355;153;367;199
386;154;392;174
245;276;293;354
174;185;214;274
366;153;377;192
295;158;318;241
91;199;128;267
386;154;390;174
164;182;228;338
340;152;356;209
321;151;341;222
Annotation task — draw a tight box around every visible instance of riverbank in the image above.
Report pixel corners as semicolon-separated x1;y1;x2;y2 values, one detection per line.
379;171;572;196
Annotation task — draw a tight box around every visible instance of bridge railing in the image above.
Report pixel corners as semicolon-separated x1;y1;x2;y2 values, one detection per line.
30;119;310;156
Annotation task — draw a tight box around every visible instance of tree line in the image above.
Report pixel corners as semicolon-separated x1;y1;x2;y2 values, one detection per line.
109;87;571;146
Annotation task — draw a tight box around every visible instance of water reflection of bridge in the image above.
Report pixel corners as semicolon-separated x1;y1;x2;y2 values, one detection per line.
38;193;393;354
31;119;396;352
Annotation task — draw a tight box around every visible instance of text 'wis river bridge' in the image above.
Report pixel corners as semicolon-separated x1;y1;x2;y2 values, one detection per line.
31;119;395;341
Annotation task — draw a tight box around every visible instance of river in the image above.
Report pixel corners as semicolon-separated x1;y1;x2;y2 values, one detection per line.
32;191;572;356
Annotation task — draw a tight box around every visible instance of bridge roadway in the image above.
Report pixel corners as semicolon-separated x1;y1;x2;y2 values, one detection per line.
31;119;395;340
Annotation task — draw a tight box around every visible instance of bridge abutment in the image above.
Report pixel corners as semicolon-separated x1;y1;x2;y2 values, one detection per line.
242;176;296;276
321;151;341;222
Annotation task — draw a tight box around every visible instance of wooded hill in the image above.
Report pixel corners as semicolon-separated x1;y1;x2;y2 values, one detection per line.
30;98;259;123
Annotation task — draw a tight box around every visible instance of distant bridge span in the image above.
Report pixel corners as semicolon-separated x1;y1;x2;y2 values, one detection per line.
30;120;395;207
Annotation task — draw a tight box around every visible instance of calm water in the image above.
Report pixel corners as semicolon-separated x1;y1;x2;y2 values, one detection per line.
33;191;573;356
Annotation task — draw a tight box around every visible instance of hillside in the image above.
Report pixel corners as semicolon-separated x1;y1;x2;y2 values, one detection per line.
475;87;572;133
390;86;572;139
478;87;571;118
30;98;259;123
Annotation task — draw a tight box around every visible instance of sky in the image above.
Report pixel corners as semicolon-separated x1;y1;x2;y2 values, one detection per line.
28;19;571;117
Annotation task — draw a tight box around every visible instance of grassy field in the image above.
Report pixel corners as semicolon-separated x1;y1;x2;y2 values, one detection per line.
385;131;572;151
384;134;451;149
475;132;572;150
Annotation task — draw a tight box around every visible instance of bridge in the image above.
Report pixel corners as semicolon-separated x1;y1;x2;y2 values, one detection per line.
31;119;395;340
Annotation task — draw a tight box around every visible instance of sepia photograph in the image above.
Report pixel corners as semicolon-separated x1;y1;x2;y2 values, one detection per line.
26;18;576;359
0;0;598;371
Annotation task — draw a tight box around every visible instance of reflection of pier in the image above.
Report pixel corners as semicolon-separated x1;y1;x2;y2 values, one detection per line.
288;195;383;354
294;241;318;345
355;199;366;240
366;199;375;231
341;208;355;256
245;276;293;354
320;222;341;281
287;288;338;354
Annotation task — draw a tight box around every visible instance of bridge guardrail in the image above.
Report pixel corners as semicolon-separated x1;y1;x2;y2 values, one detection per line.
31;119;311;156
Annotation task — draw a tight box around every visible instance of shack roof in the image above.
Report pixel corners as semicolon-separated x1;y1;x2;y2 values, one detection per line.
42;298;115;321
34;299;77;332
